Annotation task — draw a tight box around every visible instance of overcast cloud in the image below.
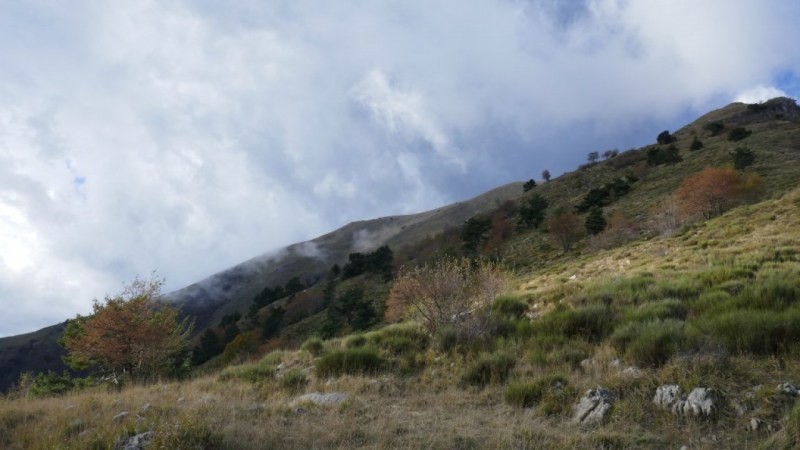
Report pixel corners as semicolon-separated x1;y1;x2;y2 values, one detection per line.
1;0;799;336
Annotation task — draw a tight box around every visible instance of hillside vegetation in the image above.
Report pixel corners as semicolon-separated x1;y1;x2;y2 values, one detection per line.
2;98;800;449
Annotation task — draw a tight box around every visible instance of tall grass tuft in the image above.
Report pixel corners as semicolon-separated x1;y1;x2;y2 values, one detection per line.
315;347;386;377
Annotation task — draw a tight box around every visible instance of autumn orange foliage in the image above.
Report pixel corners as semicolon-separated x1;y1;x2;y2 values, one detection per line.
61;277;192;382
673;166;757;220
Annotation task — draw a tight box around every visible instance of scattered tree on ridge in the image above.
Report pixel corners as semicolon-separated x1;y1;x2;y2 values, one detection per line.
656;130;677;145
523;179;537;192
587;151;600;164
542;169;551;182
60;276;192;383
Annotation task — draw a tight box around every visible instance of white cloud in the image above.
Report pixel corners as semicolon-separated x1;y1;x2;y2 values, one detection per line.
0;0;799;336
735;85;788;104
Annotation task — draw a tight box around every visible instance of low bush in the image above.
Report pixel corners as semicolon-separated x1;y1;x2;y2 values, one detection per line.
17;371;94;398
504;374;568;408
315;347;386;377
537;304;616;342
301;337;325;356
492;295;529;319
280;369;308;393
733;277;800;310
701;308;800;355
461;352;515;387
218;361;276;383
367;322;429;355
345;334;368;348
611;319;690;367
626;299;687;323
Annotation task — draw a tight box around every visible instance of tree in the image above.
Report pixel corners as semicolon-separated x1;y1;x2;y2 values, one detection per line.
587;151;600;164
548;210;582;252
657;130;677;145
523;179;537;192
603;149;619;159
647;145;682;166
727;127;752;142
585;208;607;235
731;146;755;170
689;136;704;151
61;276;192;383
542;169;551;182
674;167;744;220
192;328;223;365
461;216;492;255
261;306;286;339
386;257;507;337
518;194;549;229
649;197;681;237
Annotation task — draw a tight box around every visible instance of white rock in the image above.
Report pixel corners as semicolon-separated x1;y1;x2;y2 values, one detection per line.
291;392;347;408
112;411;129;422
672;387;717;418
777;382;799;397
572;388;615;425
653;385;681;409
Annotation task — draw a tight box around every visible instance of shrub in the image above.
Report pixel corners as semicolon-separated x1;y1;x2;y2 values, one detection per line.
315;347;386;377
492;295;528;319
17;371;94;398
611;320;689;367
646;144;682;166
727;127;752;142
626;299;687;323
280;369;308;393
367;322;429;355
504;375;568;408
690;136;704;151
656;130;677;145
461;352;515;387
733;278;800;310
345;334;368;348
387;257;507;336
537;304;616;342
703;121;725;136
731;146;755;170
218;361;275;383
701;309;800;355
585;208;607;236
301;337;325;356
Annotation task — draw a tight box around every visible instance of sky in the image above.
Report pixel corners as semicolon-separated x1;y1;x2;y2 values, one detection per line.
1;0;799;337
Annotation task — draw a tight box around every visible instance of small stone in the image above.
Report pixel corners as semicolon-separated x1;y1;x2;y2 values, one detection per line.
290;392;347;409
139;403;151;414
750;417;765;432
117;431;154;450
777;382;799;397
112;411;129;422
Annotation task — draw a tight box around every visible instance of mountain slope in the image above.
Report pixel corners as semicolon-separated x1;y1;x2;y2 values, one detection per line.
1;97;798;394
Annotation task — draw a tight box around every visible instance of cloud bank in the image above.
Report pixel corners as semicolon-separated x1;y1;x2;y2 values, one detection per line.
1;0;799;336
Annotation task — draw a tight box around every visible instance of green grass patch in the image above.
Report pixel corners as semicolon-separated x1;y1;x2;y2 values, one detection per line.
700;308;800;355
504;374;568;408
315;347;386;377
611;319;693;367
461;352;515;387
536;304;616;342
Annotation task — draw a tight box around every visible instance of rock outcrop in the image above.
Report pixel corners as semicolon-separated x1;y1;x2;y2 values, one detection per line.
573;387;615;425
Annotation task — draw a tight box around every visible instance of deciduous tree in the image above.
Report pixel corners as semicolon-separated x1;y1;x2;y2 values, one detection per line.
674;167;743;220
386;258;507;337
548;210;582;252
61;276;192;383
542;169;551;182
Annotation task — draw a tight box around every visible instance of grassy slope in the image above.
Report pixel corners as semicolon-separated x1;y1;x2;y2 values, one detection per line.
2;99;800;449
